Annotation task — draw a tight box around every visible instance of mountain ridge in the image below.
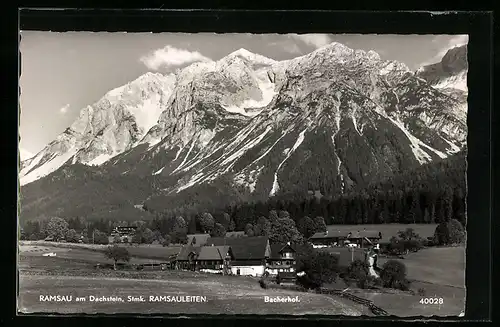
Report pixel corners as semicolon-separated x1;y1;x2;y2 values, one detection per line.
19;41;468;222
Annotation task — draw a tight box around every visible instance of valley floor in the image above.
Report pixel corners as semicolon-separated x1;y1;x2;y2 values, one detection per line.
17;255;367;316
350;246;466;317
17;241;466;317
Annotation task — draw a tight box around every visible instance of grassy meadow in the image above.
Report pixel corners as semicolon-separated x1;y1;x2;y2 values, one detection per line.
18;255;367;316
17;223;465;317
368;246;465;317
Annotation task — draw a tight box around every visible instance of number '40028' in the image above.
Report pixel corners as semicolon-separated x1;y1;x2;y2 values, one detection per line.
420;298;444;305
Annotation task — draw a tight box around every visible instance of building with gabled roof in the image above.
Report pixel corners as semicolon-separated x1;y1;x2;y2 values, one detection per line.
205;236;271;276
175;245;201;270
309;226;382;248
266;243;296;276
197;245;234;273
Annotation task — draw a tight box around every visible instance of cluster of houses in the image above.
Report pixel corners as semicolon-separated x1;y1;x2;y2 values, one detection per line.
109;226;138;243
171;227;382;277
175;233;297;277
101;225;383;278
308;226;382;248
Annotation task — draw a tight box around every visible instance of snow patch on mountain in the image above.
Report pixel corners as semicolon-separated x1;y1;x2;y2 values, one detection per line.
20;148;78;185
173;144;186;161
249;132;287;167
146;137;162;149
387;117;446;164
432;71;468;92
227;48;277;67
220;126;273;172
181;143;228;173
234;166;264;193
153;167;165;175
270;129;307;196
172;139;196;174
88;153;114;166
176;172;206;193
19;148;34;161
126;96;163;135
106;85;127;97
442;137;462;155
220;77;276;117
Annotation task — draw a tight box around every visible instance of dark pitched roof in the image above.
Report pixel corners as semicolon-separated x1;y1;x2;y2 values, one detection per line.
197;246;232;261
309;226;382;240
225;231;247;238
206;236;269;260
187;234;211;246
347;230;382;239
310;229;349;240
269;243;296;260
176;245;201;261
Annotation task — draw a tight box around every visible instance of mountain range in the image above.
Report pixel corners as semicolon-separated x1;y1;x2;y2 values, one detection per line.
18;43;468;222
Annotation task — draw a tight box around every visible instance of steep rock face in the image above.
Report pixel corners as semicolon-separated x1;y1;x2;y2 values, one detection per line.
19;72;176;185
20;42;468;221
416;45;467;90
416;44;468;115
122;43;466;198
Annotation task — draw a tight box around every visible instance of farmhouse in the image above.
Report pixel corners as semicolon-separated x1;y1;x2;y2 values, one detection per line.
346;230;382;247
197;246;234;273
309;229;349;247
175;245;201;271
186;234;211;246
266;243;296;276
110;226;137;243
205;236;271;276
309;226;382;248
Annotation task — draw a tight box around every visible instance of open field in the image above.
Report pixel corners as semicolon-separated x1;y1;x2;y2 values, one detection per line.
350;284;465;317
18;256;368;316
321;246;465;316
19;244;166;265
19;241;182;261
378;246;466;287
17;232;464;317
362;246;465;317
327;224;438;243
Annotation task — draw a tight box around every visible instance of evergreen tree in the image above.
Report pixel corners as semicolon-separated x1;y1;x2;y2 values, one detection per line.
313;216;327;233
244;223;255;236
222;212;231;228
211;223;226;237
298;216;316;238
254;216;271;236
198;212;215;233
228;219;236;232
268;210;279;223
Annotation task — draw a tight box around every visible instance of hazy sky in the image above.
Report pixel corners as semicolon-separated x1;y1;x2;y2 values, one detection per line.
19;32;468;156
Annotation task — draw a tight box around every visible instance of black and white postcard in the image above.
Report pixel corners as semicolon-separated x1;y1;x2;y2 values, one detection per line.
18;29;470;317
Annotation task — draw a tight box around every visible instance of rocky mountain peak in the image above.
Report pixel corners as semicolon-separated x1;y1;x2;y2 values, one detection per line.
415;44;468;93
224;48;277;66
441;45;467;74
20;41;467;191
